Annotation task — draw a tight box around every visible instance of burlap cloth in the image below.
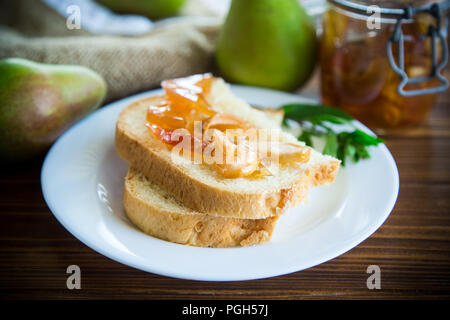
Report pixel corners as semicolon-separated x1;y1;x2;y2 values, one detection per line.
0;0;221;101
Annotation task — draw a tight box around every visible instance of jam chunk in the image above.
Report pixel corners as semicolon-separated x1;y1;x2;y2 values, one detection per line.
146;74;310;178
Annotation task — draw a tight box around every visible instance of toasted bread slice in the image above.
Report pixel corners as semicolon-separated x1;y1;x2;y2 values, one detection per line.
116;78;340;219
124;167;279;247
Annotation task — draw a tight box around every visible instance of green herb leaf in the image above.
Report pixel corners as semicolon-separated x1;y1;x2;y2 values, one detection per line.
346;144;357;162
308;114;352;125
336;134;349;166
335;130;383;166
323;133;338;157
298;130;313;147
280;103;384;166
348;129;384;146
282;103;353;123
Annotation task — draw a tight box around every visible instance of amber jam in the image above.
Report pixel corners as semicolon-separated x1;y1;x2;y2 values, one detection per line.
146;74;215;145
320;4;443;130
146;74;310;178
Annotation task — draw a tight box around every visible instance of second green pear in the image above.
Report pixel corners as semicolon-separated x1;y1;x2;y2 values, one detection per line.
216;0;317;91
98;0;186;20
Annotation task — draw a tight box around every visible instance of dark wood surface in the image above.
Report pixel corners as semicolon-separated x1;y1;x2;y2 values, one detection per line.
0;88;449;300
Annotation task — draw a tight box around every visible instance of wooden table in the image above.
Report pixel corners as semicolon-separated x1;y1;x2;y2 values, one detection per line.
0;87;449;300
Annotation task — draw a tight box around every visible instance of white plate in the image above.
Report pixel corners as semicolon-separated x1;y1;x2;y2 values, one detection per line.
41;85;399;281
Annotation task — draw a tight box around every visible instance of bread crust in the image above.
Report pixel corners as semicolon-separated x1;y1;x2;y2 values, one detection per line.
123;168;279;247
115;95;340;219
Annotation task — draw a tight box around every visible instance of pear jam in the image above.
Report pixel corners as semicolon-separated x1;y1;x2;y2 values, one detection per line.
146;74;310;178
320;1;445;129
146;74;215;146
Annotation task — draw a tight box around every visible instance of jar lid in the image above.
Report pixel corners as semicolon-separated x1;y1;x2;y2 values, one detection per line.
328;0;450;20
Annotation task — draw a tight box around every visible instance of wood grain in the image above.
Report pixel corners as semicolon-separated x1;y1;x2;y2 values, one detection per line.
0;89;449;300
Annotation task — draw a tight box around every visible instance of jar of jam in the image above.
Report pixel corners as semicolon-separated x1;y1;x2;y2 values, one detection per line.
320;0;449;130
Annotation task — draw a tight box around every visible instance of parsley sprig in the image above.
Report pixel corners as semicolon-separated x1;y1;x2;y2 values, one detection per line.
281;103;383;166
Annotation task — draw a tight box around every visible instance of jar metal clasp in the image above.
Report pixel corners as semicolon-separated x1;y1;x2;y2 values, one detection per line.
387;2;450;96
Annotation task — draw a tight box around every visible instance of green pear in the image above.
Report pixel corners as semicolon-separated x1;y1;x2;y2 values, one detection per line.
216;0;317;91
0;58;107;161
98;0;186;20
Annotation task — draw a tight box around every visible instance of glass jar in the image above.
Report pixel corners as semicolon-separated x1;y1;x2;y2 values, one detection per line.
320;0;449;130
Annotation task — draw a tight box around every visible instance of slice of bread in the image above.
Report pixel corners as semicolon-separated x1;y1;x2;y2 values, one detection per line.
116;78;340;219
124;167;279;247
